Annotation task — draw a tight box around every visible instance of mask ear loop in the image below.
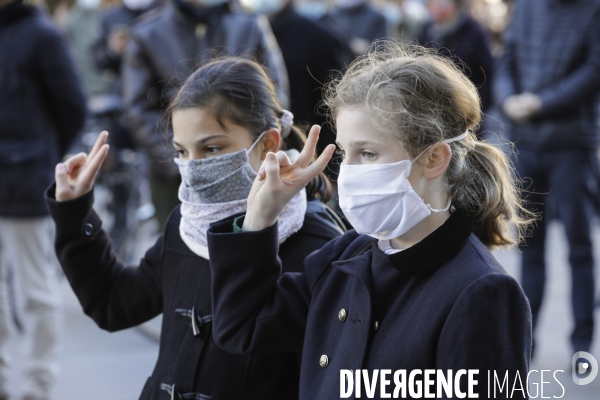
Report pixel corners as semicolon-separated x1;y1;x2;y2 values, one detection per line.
247;131;268;154
410;130;470;164
414;130;470;212
427;199;452;213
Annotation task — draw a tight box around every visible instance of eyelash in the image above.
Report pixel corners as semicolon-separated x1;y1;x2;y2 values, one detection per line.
335;149;377;160
175;147;221;157
362;151;376;160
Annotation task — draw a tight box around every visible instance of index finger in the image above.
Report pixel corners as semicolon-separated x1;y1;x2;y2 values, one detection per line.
80;144;109;188
88;131;109;161
295;125;321;169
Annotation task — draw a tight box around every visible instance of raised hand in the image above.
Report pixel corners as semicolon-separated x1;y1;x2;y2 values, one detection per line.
55;131;110;202
243;125;336;231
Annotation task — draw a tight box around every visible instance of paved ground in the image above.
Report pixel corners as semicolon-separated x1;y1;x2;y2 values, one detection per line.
4;222;600;399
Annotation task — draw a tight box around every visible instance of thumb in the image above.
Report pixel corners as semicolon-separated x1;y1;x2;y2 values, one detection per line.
55;163;71;201
263;152;281;183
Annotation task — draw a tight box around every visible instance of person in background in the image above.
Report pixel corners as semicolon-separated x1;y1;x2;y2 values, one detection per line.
0;0;86;399
417;0;494;123
381;0;429;42
294;0;355;69
123;0;289;228
92;0;158;91
495;0;600;356
328;0;387;60
46;57;343;400
65;0;113;96
243;0;345;180
90;0;160;153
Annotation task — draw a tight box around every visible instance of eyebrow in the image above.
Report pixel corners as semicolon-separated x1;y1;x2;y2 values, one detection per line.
172;134;227;147
335;140;379;148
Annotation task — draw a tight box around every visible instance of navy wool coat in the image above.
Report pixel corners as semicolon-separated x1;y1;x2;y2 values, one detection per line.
207;209;532;399
45;184;343;399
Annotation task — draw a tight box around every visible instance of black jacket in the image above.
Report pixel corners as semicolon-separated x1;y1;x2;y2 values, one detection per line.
0;1;86;217
328;3;387;46
45;184;343;399
270;6;344;162
207;210;532;399
417;15;494;112
122;1;288;182
92;4;153;76
494;0;600;150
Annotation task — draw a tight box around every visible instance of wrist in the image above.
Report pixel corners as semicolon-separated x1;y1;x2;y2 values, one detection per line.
242;211;277;232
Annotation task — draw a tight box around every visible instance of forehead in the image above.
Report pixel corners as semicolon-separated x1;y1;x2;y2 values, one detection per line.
335;107;404;150
172;108;253;142
173;108;224;133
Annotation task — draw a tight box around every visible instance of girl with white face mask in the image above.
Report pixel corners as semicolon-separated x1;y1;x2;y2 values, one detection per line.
207;43;535;399
45;58;343;399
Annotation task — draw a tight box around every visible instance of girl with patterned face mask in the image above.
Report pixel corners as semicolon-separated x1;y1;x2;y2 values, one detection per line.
206;43;536;399
46;58;344;399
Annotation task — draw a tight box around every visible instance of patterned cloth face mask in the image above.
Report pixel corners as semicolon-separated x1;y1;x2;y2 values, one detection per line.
174;132;266;204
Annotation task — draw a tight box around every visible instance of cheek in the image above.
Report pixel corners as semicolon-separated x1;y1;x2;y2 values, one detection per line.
407;163;425;192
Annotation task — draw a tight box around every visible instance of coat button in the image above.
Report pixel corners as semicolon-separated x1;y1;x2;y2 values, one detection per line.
374;321;379;331
319;355;329;368
338;308;347;322
84;223;93;236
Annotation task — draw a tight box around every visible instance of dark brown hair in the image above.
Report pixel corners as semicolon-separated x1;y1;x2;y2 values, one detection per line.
168;57;332;202
324;42;534;248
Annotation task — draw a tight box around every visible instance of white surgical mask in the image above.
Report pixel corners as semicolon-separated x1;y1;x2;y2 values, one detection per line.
123;0;154;10
77;0;101;10
337;131;468;240
295;2;328;19
243;0;283;14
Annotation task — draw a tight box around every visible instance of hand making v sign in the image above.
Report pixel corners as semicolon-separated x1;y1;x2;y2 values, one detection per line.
243;125;336;232
54;131;110;202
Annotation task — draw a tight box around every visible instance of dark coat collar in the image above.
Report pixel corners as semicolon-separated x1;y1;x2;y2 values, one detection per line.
376;208;473;275
333;209;472;282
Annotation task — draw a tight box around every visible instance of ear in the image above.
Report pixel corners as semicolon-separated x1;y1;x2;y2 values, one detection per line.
258;128;281;160
422;142;452;180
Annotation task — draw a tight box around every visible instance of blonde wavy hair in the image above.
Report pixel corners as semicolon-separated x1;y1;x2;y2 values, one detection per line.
324;42;535;249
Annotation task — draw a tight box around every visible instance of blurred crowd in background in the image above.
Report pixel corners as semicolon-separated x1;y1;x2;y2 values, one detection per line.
1;0;599;398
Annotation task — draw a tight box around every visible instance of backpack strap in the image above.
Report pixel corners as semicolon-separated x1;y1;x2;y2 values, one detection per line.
322;204;348;234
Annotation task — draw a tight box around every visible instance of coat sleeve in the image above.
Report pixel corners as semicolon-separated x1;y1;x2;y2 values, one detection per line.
122;33;167;164
207;215;312;355
36;25;87;156
436;273;532;399
494;8;519;106
471;26;495;112
45;183;164;332
538;6;600;116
